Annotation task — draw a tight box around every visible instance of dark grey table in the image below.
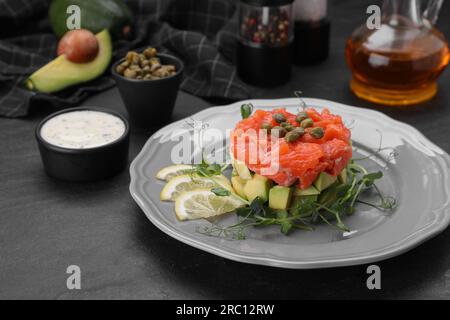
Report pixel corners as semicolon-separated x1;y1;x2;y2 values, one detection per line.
1;1;450;299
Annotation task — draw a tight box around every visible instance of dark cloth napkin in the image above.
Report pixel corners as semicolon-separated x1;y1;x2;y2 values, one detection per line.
0;0;249;118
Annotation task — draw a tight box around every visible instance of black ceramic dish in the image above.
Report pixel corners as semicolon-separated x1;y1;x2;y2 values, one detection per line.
111;53;184;127
36;107;130;182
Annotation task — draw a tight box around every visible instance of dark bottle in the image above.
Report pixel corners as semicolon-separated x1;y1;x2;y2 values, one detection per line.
237;0;294;87
293;0;330;65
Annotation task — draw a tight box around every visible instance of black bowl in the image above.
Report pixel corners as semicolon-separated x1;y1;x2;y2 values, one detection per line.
111;53;184;127
36;107;130;182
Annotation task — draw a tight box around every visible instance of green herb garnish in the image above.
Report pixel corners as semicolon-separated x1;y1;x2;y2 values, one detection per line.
194;156;226;178
241;103;254;119
211;187;231;197
197;162;397;240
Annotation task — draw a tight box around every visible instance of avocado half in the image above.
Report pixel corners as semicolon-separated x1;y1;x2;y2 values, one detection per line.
26;30;112;94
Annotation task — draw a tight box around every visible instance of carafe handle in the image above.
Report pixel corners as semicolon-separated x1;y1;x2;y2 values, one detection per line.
423;0;443;26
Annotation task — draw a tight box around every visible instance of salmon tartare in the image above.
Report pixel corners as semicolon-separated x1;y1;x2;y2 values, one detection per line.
231;107;352;190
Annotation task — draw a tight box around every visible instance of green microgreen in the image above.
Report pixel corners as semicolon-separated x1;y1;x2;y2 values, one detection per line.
211;187;231;197
241;103;254;119
197;161;396;240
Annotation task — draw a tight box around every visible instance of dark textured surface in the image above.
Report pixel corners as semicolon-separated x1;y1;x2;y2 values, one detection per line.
1;0;450;299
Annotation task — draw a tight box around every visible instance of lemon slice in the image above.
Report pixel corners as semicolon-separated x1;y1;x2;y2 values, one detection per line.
160;174;232;201
175;189;247;221
156;164;195;181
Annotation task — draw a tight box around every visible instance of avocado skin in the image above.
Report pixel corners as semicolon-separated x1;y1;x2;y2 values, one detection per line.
26;30;112;93
49;0;133;39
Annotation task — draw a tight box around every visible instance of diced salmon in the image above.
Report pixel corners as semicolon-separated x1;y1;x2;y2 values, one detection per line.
231;108;352;189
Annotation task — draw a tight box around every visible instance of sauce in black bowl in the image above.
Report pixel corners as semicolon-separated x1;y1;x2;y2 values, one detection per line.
36;107;130;182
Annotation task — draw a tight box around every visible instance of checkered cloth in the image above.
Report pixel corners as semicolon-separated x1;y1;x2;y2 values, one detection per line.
0;0;249;117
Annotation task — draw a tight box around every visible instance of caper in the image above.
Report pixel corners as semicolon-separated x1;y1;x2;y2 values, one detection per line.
285;125;295;131
126;51;137;63
124;68;137;79
295;112;308;123
292;127;305;136
144;47;157;58
310;127;325;139
285;131;300;143
131;53;140;65
121;48;176;81
300;118;314;128
149;57;160;65
271;126;287;138
166;65;176;73
140;59;149;68
151;63;162;72
260;123;272;131
116;65;126;74
280;122;294;131
272;113;286;123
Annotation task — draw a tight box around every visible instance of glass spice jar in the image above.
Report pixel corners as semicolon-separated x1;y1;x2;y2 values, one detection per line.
237;0;294;87
293;0;330;65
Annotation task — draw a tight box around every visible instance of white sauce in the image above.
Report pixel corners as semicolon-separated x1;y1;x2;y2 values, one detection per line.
40;110;126;149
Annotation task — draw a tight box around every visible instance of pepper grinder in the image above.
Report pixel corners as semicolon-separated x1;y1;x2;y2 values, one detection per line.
237;0;295;87
293;0;330;65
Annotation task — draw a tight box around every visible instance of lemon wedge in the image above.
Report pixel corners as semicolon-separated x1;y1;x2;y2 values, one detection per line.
175;189;247;221
160;174;232;201
155;164;195;181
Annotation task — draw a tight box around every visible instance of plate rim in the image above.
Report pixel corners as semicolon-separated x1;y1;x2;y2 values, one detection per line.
129;98;450;269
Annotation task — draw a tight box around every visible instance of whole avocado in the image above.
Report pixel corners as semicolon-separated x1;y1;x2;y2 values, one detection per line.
49;0;133;39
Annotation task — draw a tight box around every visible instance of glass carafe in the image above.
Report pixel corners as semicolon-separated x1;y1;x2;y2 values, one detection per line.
346;0;449;106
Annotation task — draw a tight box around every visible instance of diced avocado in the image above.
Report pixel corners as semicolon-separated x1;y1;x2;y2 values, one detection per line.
253;174;269;181
231;176;247;199
26;30;112;93
294;185;320;197
243;174;272;203
232;158;252;180
297;194;319;203
269;186;293;210
314;172;337;192
338;168;348;184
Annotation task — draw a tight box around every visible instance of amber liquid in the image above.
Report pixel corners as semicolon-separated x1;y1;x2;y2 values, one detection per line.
346;29;449;106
